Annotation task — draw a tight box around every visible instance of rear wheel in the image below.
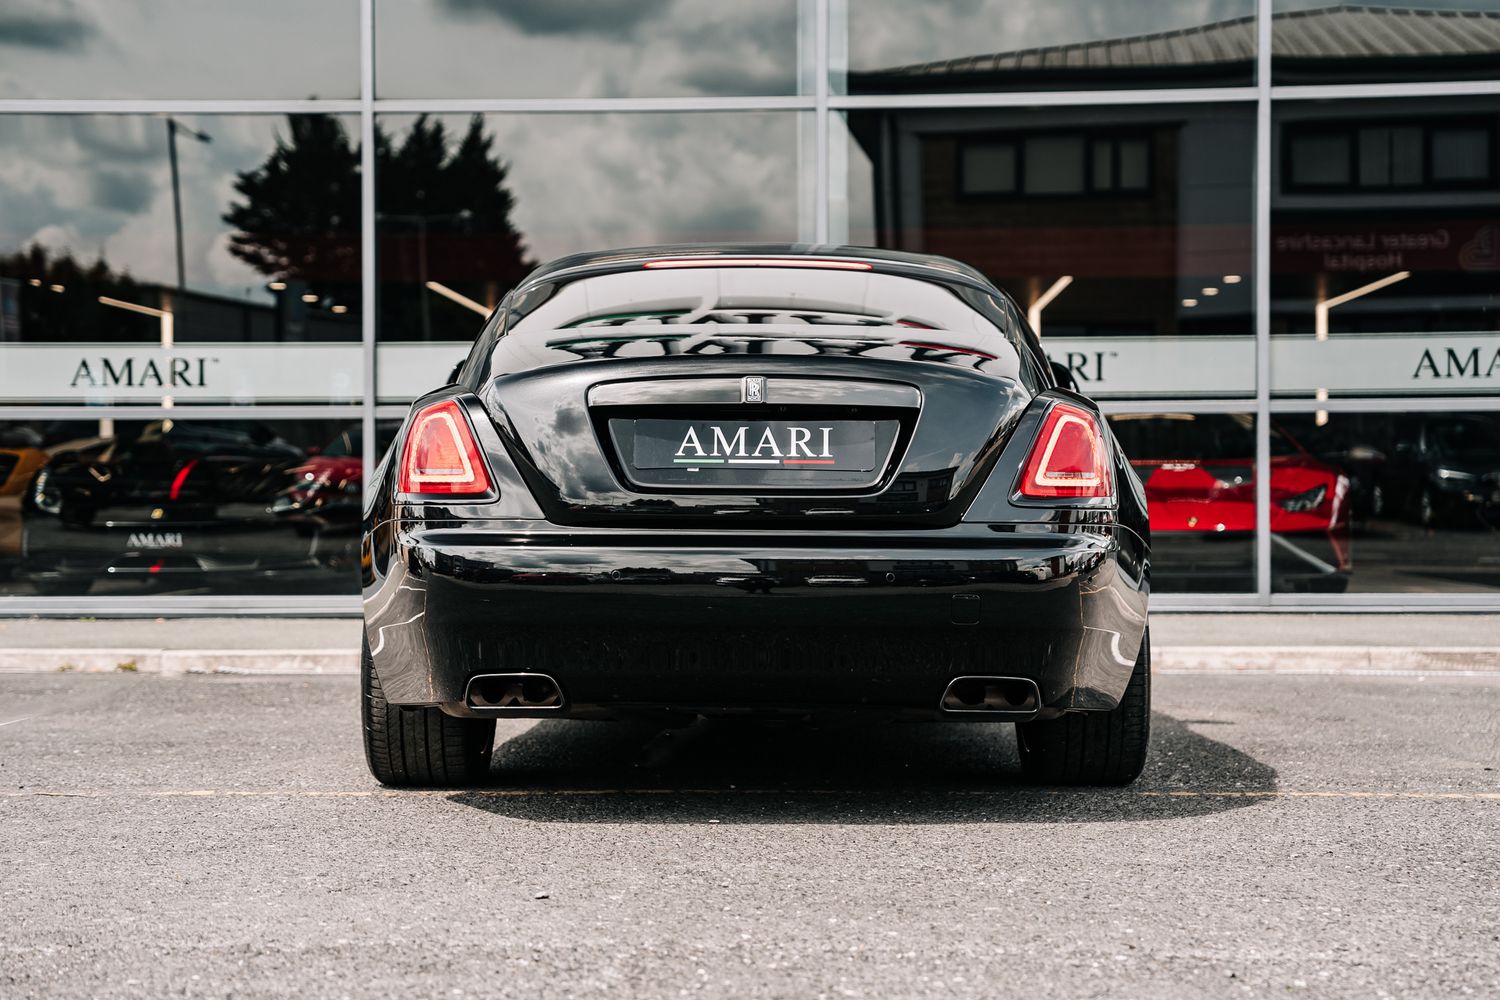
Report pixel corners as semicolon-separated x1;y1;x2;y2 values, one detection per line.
1016;627;1151;786
361;635;495;787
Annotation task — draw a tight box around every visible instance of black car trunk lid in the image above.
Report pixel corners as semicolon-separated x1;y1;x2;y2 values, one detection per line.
477;356;1032;526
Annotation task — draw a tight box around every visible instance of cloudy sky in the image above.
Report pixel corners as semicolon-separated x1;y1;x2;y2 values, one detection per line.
0;0;358;99
386;111;808;262
376;0;803;98
0;114;354;303
4;0;1497;101
0;110;807;303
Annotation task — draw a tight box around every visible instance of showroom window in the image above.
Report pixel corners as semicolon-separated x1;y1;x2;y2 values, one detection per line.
849;102;1257;391
371;111;811;402
1;0;1498;610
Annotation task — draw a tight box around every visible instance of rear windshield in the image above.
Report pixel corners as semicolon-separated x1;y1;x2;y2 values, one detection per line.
506;266;1017;351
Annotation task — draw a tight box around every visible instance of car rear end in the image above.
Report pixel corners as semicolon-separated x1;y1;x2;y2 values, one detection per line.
363;249;1150;736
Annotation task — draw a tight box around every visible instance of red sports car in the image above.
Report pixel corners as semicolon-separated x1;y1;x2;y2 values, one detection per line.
1108;413;1350;591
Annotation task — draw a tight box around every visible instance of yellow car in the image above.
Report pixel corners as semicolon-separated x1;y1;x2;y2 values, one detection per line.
1;442;48;564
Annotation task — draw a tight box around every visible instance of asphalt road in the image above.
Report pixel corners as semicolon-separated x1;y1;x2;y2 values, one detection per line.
1;671;1497;999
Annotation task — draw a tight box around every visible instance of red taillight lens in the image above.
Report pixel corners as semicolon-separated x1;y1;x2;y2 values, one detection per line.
1017;403;1112;499
398;399;492;496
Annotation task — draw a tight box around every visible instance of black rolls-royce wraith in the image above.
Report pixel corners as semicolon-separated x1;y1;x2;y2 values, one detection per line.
361;245;1151;787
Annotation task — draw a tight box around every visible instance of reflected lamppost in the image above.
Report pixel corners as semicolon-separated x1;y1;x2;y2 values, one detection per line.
165;117;212;290
1312;270;1412;425
425;280;489;317
1027;275;1073;335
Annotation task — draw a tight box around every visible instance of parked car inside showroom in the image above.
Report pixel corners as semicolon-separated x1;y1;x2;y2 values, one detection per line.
1383;414;1500;529
1106;412;1351;593
0;426;51;572
273;424;397;541
21;420;352;596
361;245;1152;787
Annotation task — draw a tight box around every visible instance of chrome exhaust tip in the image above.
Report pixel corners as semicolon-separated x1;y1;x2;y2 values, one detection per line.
939;676;1041;715
464;673;565;711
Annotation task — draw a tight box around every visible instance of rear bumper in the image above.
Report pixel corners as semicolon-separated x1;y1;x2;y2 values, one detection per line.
363;520;1150;720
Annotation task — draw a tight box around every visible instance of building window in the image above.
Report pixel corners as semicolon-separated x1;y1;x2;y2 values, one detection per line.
960;143;1018;194
960;132;1151;197
1285;119;1497;192
1432;126;1491;183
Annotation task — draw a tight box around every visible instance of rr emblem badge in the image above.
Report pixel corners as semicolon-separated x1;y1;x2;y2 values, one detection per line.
742;376;766;403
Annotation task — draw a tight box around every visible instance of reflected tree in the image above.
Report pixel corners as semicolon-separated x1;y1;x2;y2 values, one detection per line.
224;113;534;341
223;114;362;311
0;245;151;343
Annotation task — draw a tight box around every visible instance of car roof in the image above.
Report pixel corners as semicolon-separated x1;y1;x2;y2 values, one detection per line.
515;243;1000;296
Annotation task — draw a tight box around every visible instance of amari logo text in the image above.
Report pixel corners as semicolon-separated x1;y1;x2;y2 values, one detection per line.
675;425;836;465
125;531;185;550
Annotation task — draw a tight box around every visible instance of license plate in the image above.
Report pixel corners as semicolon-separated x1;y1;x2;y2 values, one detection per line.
631;419;883;470
612;418;899;490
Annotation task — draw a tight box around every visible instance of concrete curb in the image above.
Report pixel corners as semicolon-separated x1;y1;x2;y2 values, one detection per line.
1155;646;1500;674
0;648;359;675
2;646;1499;676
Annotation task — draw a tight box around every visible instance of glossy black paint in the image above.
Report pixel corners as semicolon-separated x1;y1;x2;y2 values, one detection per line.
363;245;1149;721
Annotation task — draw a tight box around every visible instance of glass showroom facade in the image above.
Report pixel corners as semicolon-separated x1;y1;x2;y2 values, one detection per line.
1;0;1498;612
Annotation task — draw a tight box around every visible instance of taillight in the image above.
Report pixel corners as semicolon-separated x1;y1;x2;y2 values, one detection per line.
1017;402;1112;500
397;399;492;497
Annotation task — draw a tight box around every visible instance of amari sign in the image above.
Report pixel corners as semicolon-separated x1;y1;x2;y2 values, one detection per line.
0;344;362;404
1046;332;1500;398
69;355;217;390
1;335;1496;405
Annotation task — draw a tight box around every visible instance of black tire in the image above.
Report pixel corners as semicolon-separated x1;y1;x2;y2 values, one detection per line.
1016;626;1151;786
362;635;495;787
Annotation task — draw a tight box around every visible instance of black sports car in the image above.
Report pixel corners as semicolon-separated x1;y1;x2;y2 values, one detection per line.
1382;414;1500;529
361;245;1152;787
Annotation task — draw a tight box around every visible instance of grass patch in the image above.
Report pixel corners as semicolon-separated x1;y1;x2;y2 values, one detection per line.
116;660;138;673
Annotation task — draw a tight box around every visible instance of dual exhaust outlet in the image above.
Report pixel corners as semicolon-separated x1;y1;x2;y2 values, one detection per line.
463;672;1038;716
464;673;564;712
939;675;1041;716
